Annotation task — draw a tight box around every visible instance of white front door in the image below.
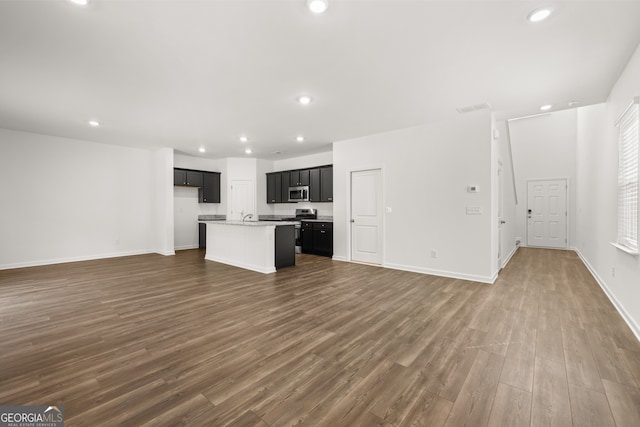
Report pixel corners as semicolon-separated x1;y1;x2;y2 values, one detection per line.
230;180;255;221
527;179;567;248
351;169;383;264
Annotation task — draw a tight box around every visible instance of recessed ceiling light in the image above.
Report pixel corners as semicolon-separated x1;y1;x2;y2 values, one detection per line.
88;120;100;127
528;8;552;23
69;0;89;6
297;95;312;105
245;148;252;154
239;135;248;142
540;104;552;111
198;147;206;153
296;135;304;142
307;0;328;14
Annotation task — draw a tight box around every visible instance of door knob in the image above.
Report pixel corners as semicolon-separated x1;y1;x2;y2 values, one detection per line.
500;220;506;224
350;219;355;223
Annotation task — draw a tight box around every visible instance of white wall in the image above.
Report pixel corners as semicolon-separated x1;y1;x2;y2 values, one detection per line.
173;153;224;249
508;109;578;248
333;111;497;283
154;148;175;255
496;120;518;267
273;151;332;171
576;41;640;339
0;128;166;269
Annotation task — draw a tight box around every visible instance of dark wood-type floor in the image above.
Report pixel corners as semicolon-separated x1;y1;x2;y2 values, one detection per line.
1;248;640;426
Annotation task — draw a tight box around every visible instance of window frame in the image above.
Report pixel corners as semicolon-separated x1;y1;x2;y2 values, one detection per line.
614;97;639;255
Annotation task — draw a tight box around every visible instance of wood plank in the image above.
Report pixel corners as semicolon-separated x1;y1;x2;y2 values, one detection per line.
602;379;640;427
531;356;572;427
443;350;504;427
486;382;531;427
568;384;616;427
0;248;638;425
561;325;604;392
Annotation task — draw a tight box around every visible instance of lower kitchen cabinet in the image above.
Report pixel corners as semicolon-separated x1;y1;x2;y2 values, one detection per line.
199;223;206;249
301;221;333;257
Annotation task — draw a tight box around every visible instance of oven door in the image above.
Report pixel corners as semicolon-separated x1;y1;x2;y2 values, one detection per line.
288;186;309;202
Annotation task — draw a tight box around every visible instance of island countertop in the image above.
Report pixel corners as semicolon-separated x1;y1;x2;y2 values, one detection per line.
201;221;296;273
198;220;298;226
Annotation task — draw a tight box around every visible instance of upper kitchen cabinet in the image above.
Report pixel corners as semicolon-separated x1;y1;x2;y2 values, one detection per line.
309;169;320;202
174;169;187;186
280;171;290;202
199;171;221;203
267;165;332;203
174;168;203;187
266;172;280;204
320;166;333;202
290;170;310;187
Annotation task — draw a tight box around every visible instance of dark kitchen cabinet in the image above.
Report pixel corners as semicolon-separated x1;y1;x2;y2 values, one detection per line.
301;221;332;257
301;222;314;254
274;225;295;269
174;169;187;186
313;222;333;256
290;169;310;186
267;172;283;204
266;165;332;204
199;172;220;203
173;168;204;187
280;171;290;202
199;223;206;249
320;166;333;202
309;168;320;202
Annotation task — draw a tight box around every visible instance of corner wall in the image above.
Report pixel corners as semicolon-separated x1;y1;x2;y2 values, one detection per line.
508;109;578;248
0;128;162;269
333;111;497;283
576;41;640;339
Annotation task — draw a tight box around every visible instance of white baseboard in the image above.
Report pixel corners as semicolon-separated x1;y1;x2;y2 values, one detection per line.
384;262;495;284
0;249;155;270
501;245;519;268
174;245;199;251
575;248;640;342
156;250;176;256
331;255;349;262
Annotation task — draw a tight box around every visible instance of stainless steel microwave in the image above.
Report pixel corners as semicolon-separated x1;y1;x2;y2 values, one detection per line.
288;186;309;202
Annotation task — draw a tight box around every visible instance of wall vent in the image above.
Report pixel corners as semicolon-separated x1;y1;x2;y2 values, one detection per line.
456;102;491;114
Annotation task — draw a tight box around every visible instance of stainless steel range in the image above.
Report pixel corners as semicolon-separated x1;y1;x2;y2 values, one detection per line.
289;208;317;253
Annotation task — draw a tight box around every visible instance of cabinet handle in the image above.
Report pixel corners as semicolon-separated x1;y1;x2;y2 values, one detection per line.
321;230;325;234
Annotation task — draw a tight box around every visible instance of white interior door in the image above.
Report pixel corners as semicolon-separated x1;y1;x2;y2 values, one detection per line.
351;169;383;264
230;180;255;221
527;179;567;248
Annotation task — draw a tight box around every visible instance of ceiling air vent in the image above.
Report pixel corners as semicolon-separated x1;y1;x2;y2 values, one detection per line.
456;102;491;114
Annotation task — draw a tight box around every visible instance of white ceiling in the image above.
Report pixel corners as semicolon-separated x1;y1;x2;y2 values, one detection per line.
1;0;640;160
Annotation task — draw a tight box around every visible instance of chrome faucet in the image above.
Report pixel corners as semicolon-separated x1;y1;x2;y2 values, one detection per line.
242;213;253;223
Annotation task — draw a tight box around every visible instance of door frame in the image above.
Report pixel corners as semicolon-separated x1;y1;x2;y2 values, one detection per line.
346;166;385;264
525;177;569;249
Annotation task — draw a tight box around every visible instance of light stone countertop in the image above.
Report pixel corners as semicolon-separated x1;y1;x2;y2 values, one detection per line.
199;220;298;227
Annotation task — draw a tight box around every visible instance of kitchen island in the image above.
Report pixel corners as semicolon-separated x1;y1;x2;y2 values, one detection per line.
200;220;297;273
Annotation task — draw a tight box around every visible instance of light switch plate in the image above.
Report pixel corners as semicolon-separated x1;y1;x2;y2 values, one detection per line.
466;206;482;215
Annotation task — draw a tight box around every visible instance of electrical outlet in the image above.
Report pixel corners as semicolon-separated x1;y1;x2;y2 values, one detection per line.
430;250;437;259
612;267;615;278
